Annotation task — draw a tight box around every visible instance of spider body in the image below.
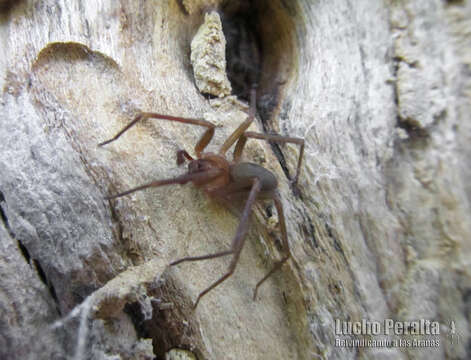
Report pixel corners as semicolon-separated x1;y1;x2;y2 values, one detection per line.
230;162;278;193
188;156;277;196
99;88;304;308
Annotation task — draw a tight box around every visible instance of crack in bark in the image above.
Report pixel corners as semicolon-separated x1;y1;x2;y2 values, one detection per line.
0;190;60;312
298;207;319;250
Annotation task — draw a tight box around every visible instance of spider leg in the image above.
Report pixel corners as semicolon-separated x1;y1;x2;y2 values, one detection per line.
233;131;305;187
105;169;222;199
98;112;217;157
253;192;290;300
172;177;262;309
218;86;257;155
170;250;233;266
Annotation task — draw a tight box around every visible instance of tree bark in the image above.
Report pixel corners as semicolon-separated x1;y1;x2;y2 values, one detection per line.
1;0;470;359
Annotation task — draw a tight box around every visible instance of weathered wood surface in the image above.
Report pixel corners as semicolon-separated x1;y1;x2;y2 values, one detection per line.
0;0;470;359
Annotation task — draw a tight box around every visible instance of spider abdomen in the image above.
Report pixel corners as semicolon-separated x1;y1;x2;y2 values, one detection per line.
230;162;277;192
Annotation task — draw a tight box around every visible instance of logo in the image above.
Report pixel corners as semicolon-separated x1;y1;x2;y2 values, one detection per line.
333;318;450;349
446;320;461;345
335;319;440;336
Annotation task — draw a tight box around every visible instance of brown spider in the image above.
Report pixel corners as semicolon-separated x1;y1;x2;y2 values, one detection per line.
99;88;304;308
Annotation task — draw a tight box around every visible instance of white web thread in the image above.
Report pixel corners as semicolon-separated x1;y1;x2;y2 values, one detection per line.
50;294;95;360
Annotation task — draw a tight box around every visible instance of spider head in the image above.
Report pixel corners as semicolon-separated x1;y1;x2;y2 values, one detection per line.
188;159;214;174
188;153;229;175
187;154;231;189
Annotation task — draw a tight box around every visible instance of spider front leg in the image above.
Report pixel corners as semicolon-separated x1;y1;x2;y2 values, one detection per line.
171;177;262;309
218;86;257;155
98;112;217;158
104;169;223;199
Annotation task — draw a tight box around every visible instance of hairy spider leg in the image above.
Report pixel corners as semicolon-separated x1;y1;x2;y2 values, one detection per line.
233;131;305;187
98;112;217;158
104;169;223;200
171;177;262;309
